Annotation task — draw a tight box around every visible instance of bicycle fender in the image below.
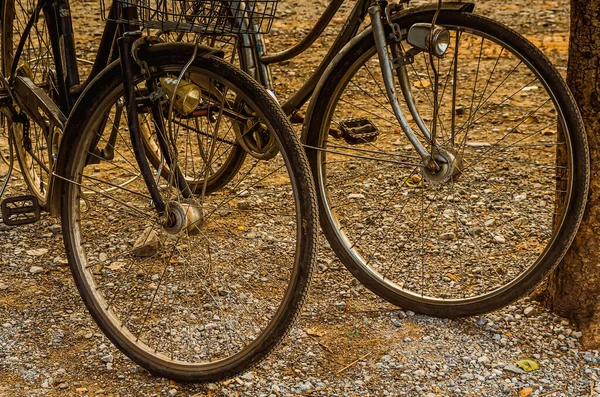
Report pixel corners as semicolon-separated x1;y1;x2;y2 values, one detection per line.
301;2;475;144
47;43;224;214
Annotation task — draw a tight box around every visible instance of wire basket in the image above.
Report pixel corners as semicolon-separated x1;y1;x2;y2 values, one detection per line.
100;0;280;34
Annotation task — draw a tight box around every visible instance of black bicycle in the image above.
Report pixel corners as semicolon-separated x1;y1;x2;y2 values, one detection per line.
0;0;318;382
194;0;590;317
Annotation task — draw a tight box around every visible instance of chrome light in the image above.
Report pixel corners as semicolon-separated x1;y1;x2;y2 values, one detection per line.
407;23;450;57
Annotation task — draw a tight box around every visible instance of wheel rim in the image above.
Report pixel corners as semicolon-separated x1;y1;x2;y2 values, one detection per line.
317;21;573;306
66;64;308;371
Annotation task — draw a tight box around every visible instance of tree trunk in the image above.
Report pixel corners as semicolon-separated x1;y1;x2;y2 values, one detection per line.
545;0;600;349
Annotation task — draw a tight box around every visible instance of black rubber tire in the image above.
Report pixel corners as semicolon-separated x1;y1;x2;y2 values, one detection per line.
304;11;589;317
59;43;318;382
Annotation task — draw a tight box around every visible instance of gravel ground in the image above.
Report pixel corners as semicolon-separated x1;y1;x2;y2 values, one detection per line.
2;0;597;396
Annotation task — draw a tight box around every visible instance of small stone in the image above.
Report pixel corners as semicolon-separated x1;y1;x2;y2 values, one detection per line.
467;227;483;236
29;266;44;274
168;389;178;397
237;201;250;211
514;193;527;201
101;355;113;364
26;248;48;256
572;331;583;339
524;306;537;317
494;235;506;244
219;209;231;217
238;190;250;197
58;383;68;390
504;364;526;374
49;224;62;234
392;319;402;328
414;369;426;377
440;232;457;241
348;193;366;199
99;253;108;262
465;141;492;147
76;388;88;393
478;356;490;364
334;301;346;310
132;227;162;257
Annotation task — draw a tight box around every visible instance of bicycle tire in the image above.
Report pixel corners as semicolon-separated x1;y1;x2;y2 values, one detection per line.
304;10;589;317
58;43;318;381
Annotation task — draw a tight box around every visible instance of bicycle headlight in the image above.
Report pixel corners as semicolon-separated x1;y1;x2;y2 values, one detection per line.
407;23;450;57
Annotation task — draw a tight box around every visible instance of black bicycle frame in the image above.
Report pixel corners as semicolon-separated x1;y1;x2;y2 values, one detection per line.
251;0;373;116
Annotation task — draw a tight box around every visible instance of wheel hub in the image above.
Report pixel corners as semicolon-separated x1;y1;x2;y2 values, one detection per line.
422;148;463;184
163;200;204;235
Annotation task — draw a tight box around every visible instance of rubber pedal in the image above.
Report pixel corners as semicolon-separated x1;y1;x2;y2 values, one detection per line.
338;118;379;144
1;195;41;226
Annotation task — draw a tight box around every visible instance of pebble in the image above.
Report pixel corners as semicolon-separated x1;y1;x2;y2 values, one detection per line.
29;266;44;274
348;193;366;199
100;355;113;363
237;201;250;210
48;224;62;234
494;235;507;243
524;306;537;317
440;232;457;241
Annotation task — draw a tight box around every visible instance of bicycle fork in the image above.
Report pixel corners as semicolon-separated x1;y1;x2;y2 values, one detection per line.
369;1;450;170
118;32;202;234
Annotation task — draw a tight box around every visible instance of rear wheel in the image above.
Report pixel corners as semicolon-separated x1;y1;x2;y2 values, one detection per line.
59;45;318;381
305;11;589;317
1;0;57;206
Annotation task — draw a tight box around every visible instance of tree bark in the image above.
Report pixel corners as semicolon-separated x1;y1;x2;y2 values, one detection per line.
545;0;600;349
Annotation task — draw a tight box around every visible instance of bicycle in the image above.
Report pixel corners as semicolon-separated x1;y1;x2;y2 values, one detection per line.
0;0;319;382
203;0;590;317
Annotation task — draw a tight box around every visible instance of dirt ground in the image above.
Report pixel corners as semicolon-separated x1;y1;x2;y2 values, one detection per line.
1;0;591;396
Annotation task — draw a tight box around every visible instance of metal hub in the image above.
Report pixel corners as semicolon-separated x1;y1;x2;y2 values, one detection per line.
422;148;463;184
163;200;204;235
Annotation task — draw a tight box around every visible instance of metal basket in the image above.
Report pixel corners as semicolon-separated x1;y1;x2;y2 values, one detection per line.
100;0;280;34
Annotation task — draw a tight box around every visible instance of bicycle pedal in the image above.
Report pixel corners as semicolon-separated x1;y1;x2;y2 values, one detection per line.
338;118;379;145
1;195;41;226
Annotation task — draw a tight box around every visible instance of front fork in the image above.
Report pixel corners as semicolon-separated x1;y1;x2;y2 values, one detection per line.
369;2;437;165
118;32;167;216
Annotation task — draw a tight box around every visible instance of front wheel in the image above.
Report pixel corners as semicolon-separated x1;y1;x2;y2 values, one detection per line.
304;11;589;317
59;44;318;382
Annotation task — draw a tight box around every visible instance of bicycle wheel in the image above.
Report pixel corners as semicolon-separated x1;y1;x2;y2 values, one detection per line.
304;11;589;317
1;0;57;206
59;43;318;381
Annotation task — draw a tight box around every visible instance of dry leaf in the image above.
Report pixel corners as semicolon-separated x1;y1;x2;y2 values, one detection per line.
519;387;533;397
107;262;125;271
446;273;459;281
306;328;326;337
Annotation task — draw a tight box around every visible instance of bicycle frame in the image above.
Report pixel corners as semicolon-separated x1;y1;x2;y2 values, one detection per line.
248;0;370;115
241;0;474;162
